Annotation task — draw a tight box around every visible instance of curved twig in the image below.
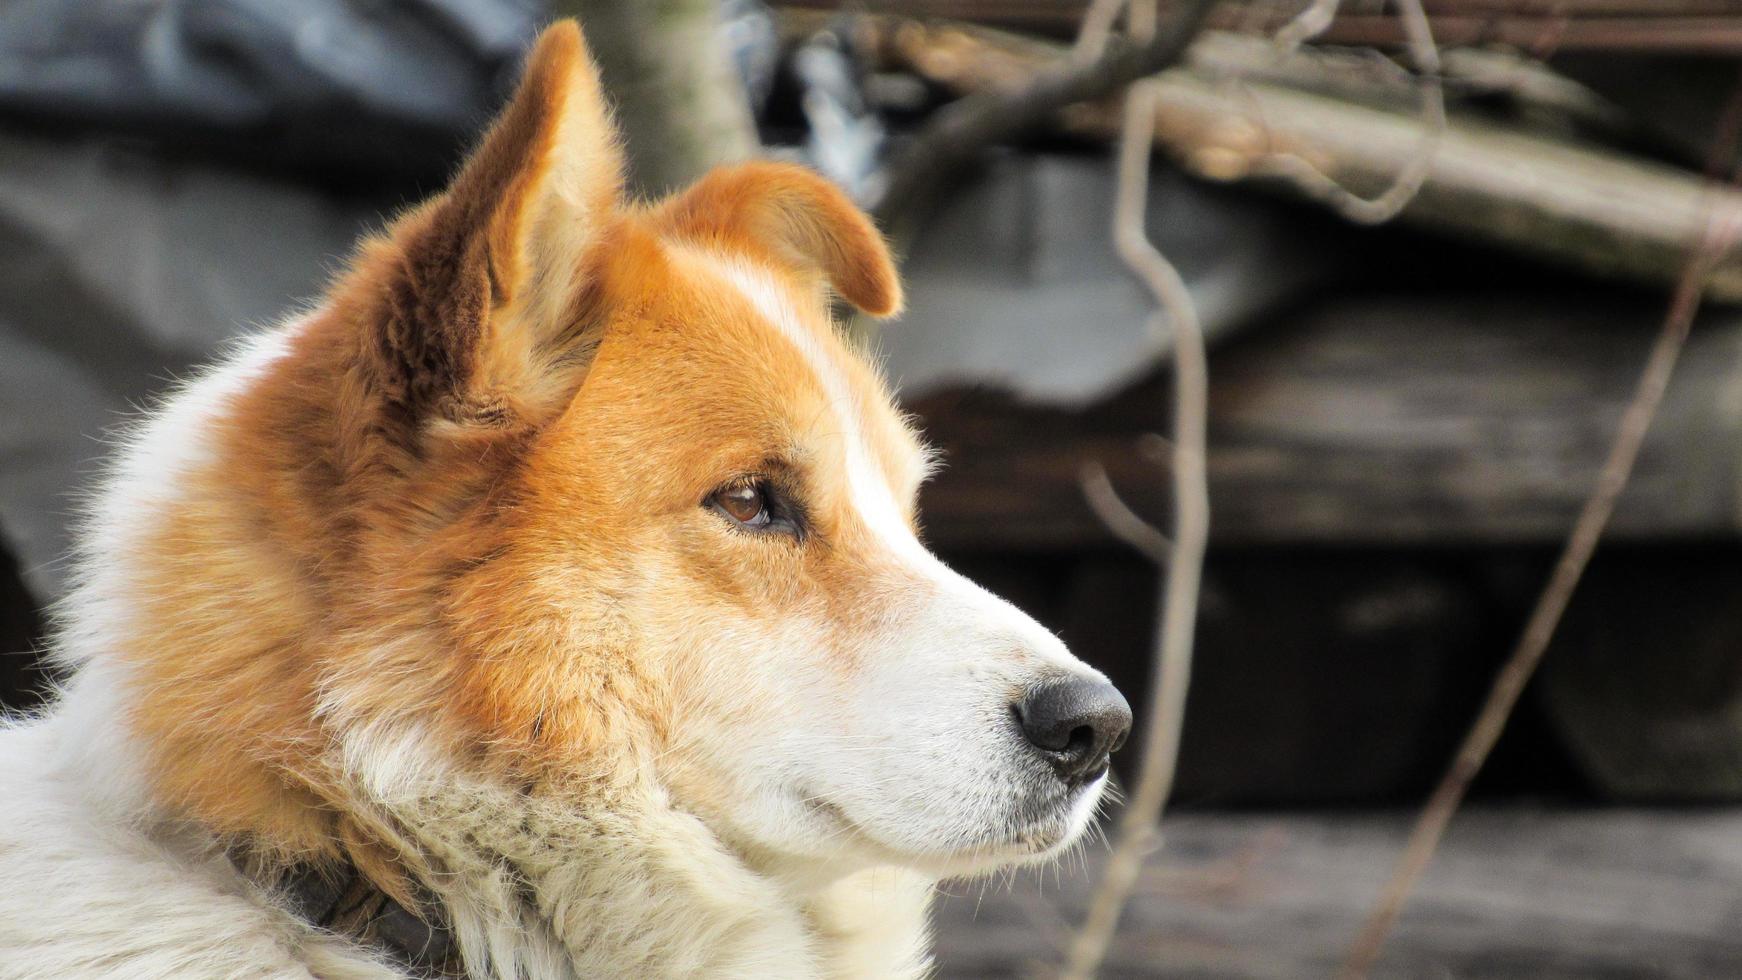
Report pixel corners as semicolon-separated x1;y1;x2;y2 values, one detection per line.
1073;0;1130;65
1271;0;1342;53
1058;71;1210;980
1246;0;1444;224
1080;461;1173;565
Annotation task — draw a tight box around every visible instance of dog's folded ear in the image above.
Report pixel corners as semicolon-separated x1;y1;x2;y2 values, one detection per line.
657;161;903;318
370;19;623;426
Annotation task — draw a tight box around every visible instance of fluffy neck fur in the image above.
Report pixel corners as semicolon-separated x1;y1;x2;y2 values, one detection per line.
317;759;934;978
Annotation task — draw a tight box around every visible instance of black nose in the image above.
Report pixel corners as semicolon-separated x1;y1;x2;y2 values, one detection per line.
1014;678;1133;787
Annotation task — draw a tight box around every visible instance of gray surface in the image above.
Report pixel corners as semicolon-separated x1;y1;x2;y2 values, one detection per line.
879;154;1334;405
0;132;382;599
933;808;1742;979
0;0;539;181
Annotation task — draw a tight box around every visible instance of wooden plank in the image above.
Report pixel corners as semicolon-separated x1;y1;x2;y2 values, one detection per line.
912;293;1742;547
779;1;1742;52
1325;14;1742;54
933;808;1742;978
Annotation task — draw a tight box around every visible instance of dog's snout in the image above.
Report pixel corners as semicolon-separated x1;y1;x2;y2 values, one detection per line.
1013;679;1132;786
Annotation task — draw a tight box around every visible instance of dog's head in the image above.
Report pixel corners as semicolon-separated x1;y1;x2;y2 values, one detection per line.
114;21;1128;881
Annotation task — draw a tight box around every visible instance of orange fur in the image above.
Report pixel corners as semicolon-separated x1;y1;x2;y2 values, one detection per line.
658;161;904;317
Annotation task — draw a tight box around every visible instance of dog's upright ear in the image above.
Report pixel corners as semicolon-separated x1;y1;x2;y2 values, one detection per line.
657;161;903;318
370;19;623;426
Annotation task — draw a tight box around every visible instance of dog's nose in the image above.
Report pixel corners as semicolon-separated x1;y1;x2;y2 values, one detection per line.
1014;678;1133;786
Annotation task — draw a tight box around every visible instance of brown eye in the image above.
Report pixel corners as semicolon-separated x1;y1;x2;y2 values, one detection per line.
711;482;771;529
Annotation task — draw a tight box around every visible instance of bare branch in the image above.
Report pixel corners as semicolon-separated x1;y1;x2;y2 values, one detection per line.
1079;460;1173;565
1072;0;1129;65
1271;0;1342;52
1338;73;1742;980
1058;70;1211;980
1250;0;1445;224
870;0;1218;229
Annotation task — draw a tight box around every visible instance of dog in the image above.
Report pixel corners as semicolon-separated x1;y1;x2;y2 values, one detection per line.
0;21;1130;978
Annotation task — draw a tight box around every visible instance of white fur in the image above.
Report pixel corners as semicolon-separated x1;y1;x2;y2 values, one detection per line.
0;669;399;980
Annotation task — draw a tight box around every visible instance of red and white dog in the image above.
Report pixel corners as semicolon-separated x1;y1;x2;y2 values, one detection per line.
0;22;1129;978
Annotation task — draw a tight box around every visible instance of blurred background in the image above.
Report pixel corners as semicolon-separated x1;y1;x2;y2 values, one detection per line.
4;1;1742;976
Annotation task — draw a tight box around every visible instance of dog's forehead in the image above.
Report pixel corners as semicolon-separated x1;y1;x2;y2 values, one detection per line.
652;245;928;490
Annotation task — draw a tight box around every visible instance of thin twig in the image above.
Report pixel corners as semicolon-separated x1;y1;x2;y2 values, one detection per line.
1080;462;1173;565
1073;0;1129;65
1058;70;1211;980
1271;0;1342;52
1127;0;1157;48
1252;0;1445;224
870;0;1217;230
1337;71;1742;980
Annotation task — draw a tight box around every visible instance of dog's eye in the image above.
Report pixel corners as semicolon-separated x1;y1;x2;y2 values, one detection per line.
710;482;772;530
706;477;808;539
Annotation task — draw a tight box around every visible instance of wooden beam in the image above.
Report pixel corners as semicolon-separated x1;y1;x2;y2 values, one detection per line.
846;17;1742;301
1324;15;1742;55
779;1;1742;53
913;292;1742;548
